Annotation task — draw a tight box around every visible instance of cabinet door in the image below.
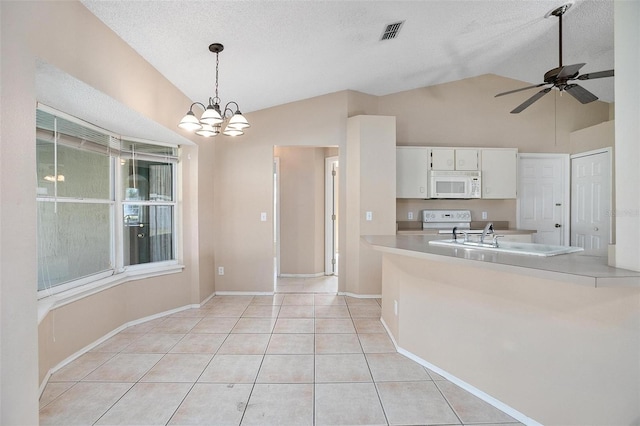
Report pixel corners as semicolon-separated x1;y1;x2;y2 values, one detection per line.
431;148;455;170
481;149;517;199
396;147;429;198
455;149;479;170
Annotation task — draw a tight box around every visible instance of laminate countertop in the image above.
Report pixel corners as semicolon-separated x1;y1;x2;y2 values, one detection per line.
363;234;640;288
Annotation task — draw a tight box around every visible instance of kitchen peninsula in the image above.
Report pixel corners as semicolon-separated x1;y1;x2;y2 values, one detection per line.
364;234;640;425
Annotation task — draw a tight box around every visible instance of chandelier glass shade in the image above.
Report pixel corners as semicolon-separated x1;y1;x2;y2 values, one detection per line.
178;43;250;137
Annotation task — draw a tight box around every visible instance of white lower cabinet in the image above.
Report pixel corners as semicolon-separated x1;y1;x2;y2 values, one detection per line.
481;148;518;199
396;147;430;198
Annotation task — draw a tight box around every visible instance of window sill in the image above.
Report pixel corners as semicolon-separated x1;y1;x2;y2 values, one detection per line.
37;263;185;324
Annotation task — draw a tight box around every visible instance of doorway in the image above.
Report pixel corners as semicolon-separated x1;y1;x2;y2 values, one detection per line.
273;146;339;293
517;153;570;245
570;149;612;256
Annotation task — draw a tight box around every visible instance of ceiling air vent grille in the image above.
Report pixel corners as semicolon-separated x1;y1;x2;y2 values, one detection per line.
380;21;404;41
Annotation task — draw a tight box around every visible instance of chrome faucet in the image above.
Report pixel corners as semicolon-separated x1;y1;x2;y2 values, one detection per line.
480;223;494;244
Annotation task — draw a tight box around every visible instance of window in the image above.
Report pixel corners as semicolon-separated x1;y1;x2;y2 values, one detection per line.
36;106;179;296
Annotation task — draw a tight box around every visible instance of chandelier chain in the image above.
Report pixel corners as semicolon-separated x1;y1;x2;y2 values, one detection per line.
214;52;220;104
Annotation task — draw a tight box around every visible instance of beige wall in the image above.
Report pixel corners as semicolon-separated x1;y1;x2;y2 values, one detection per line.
381;252;640;425
275;146;327;275
1;2;214;422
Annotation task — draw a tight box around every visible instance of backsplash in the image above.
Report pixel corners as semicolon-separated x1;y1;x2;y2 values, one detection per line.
396;198;517;226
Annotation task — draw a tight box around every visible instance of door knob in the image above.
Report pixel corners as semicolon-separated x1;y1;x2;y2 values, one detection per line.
555;224;562;228
137;233;145;238
594;227;599;231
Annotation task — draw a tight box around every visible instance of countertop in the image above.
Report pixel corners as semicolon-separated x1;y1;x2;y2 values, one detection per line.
397;228;536;236
363;234;640;288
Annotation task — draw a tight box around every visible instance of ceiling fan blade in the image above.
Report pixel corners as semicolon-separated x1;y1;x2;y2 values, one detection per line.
576;69;614;80
510;87;553;114
565;84;599;104
495;83;548;98
557;63;586;79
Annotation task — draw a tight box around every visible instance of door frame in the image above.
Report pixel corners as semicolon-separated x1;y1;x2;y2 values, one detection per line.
273;156;281;280
516;153;570;245
325;156;338;275
570;147;613;249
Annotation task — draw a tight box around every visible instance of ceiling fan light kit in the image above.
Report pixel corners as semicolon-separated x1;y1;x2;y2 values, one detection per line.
496;2;614;114
178;43;250;137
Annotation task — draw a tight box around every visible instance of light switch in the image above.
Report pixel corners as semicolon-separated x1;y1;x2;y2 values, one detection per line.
261;212;267;221
482;211;488;220
366;211;372;221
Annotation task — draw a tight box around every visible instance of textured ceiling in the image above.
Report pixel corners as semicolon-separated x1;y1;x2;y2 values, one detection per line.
81;0;614;116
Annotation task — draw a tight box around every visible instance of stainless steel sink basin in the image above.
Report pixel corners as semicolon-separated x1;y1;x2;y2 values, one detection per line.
428;239;584;257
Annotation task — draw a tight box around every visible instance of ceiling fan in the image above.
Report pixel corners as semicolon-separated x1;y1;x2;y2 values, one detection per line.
496;3;614;114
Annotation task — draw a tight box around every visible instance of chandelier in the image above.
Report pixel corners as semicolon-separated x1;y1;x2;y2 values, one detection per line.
178;43;250;137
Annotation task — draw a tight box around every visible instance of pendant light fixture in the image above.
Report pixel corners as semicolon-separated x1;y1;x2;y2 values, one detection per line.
178;43;250;137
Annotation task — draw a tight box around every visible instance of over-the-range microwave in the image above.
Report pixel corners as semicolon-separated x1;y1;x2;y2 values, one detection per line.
429;170;481;199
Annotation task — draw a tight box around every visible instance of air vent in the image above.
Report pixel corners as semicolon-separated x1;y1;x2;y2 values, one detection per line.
380;21;404;41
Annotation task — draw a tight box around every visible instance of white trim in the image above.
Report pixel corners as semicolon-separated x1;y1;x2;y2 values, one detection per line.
337;292;381;299
325;156;339;275
278;272;326;278
273;157;281;280
379;317;542;426
214;291;275;296
37;263;185;323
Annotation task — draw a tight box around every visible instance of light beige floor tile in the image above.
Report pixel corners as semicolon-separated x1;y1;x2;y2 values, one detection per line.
122;317;167;333
199;354;263;383
241;383;313;426
121;332;184;353
39;382;75;409
242;304;280;317
256;354;314;383
39;382;132;425
90;333;138;353
345;297;380;306
217;333;270;354
315;333;362;354
357;333;396;353
436;380;518;424
190;317;238;333
315;318;356;334
273;318;314;334
314;305;350;318
427;367;447;381
314;295;346;306
231;318;276;333
377;381;461;425
315;354;372;383
208;295;254;305
348;305;381;318
83;353;163;382
353;318;386;333
96;382;191;425
315;383;386;426
141;353;212;382
250;295;285;305
150;316;202;333
168;383;252;425
366;353;431;382
171;308;209;318
50;352;115;382
266;333;314;354
207;304;248;317
282;294;315;305
278;305;315;318
170;333;227;354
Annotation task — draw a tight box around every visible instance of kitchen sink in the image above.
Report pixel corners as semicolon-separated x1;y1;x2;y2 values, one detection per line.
428;239;584;257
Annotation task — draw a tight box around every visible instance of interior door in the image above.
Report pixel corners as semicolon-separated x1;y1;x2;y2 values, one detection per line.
518;154;569;245
571;150;611;255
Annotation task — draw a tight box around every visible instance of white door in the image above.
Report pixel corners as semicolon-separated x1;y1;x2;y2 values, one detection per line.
518;154;569;245
571;149;611;256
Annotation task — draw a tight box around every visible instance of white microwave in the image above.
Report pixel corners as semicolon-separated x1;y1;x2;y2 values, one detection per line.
429;171;481;199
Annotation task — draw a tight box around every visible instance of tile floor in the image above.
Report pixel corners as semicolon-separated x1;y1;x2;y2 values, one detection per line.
39;292;522;425
275;275;338;293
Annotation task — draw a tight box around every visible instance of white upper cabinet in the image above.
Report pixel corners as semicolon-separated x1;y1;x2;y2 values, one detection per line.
481;148;518;199
396;147;430;198
431;148;478;171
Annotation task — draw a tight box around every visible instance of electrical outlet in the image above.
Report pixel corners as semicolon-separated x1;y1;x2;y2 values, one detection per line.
260;212;267;221
482;211;488;220
218;266;224;275
394;300;398;316
366;211;372;221
408;212;414;220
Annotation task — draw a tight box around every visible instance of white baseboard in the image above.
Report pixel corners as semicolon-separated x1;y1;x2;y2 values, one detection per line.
338;292;381;299
214;291;274;296
278;272;326;278
379;317;541;426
